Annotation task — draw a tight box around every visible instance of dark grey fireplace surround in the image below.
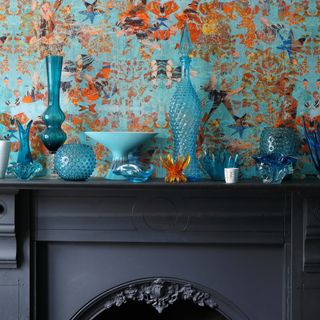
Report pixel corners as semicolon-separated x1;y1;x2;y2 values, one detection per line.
0;178;320;320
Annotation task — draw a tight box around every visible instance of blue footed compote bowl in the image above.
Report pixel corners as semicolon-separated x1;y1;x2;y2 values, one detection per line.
252;153;297;184
85;131;157;180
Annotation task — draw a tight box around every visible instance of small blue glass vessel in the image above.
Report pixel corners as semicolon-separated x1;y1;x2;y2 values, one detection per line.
7;120;42;180
54;144;96;181
252;153;297;184
169;24;202;181
260;127;297;156
303;117;320;173
113;162;154;183
200;151;239;180
41;56;67;153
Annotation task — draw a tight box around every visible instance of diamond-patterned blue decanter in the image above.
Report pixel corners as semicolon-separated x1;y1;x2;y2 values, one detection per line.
168;24;202;181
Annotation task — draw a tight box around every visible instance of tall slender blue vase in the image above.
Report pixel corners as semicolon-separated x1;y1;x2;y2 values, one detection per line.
41;56;67;153
168;24;202;181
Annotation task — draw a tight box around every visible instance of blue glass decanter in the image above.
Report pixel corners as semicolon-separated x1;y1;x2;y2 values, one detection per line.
169;24;202;181
41;56;67;153
8;120;42;180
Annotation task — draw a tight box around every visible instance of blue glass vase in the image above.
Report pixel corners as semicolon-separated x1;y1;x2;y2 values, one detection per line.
7;120;42;180
303;117;320;173
169;24;202;181
41;56;67;153
54;144;96;181
260;127;297;156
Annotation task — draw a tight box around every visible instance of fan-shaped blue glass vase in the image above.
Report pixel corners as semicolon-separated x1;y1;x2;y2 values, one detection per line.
7;120;42;180
41;56;67;153
169;24;202;181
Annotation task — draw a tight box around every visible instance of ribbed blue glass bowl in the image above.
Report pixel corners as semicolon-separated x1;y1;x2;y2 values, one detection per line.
54;144;96;181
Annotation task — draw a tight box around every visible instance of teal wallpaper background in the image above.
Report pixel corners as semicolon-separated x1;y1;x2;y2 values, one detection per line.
0;0;319;178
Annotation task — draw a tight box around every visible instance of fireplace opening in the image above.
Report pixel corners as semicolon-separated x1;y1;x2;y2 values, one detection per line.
71;278;247;320
95;300;226;320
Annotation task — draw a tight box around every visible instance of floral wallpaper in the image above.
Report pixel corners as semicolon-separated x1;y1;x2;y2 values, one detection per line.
0;0;319;178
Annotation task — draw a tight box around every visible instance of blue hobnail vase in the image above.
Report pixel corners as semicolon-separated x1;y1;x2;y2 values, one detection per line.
260;127;297;156
169;24;202;181
41;56;67;153
7;120;42;180
54;144;96;181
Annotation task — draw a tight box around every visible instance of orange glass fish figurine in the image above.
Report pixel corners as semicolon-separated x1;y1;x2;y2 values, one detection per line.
160;154;190;183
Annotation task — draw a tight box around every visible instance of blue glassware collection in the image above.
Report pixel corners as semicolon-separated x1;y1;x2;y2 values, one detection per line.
3;53;319;184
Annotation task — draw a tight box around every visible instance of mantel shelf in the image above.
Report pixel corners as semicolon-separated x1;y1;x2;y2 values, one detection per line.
0;176;319;190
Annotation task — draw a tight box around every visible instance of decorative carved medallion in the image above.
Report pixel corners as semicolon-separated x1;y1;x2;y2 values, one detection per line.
103;278;218;314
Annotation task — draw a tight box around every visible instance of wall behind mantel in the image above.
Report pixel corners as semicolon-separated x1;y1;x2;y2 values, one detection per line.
0;0;319;177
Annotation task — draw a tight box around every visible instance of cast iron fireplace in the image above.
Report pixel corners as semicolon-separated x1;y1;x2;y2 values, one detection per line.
33;186;286;320
70;278;239;320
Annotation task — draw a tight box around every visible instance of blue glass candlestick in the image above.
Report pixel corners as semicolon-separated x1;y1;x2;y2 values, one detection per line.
41;55;67;153
169;24;202;181
8;120;42;180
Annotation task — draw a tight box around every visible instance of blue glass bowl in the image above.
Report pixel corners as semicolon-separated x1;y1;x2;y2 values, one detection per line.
7;162;42;180
252;153;297;184
113;162;154;183
199;151;239;180
54;144;96;181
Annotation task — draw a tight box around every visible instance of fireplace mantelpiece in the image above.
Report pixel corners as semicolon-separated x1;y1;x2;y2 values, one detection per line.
0;178;320;320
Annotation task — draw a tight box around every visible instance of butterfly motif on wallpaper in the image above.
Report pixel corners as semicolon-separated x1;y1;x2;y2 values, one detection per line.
117;1;150;40
150;59;181;88
146;1;179;40
174;1;202;42
0;113;29;143
277;30;306;62
79;0;103;24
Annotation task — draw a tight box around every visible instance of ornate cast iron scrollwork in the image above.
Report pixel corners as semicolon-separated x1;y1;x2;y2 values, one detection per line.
104;278;218;314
